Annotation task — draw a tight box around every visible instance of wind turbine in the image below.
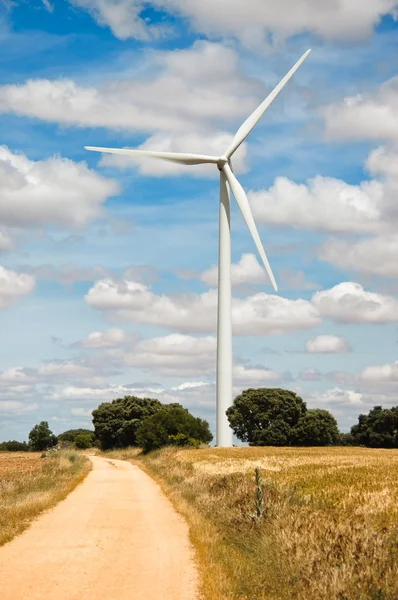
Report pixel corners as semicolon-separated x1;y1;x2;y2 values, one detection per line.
85;49;311;447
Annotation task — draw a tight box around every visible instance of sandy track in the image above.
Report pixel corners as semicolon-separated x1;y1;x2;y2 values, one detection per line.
0;455;199;600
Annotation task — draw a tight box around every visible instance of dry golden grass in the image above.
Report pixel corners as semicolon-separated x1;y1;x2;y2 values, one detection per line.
108;446;398;600
0;451;91;546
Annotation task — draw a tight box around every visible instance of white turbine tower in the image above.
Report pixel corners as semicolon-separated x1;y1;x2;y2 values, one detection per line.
85;49;311;447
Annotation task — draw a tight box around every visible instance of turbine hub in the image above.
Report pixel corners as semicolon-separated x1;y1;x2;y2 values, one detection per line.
217;155;229;170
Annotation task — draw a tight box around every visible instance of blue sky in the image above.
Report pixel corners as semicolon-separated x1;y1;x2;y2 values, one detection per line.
1;0;398;443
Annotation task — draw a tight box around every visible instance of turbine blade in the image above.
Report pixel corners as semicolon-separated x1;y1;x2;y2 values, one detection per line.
223;163;277;291
225;49;311;159
85;146;219;165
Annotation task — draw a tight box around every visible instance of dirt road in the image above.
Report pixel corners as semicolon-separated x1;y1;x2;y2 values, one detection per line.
0;455;200;600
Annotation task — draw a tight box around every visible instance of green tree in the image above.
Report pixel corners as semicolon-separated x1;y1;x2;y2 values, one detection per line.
58;428;95;444
92;396;162;450
292;409;340;446
226;388;307;446
74;433;94;449
350;406;398;448
28;421;57;451
136;405;213;453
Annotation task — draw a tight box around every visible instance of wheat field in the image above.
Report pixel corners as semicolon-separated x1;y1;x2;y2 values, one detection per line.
0;451;91;546
118;446;398;600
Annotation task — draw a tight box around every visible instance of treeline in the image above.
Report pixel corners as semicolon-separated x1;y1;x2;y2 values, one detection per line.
2;389;398;452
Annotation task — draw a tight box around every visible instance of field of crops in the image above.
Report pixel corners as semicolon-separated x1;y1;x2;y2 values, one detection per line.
0;450;91;546
128;446;398;600
0;452;43;477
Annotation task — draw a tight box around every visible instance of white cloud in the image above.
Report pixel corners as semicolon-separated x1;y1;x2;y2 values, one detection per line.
0;401;39;414
366;145;398;179
360;360;398;386
0;42;258;135
78;328;132;348
0;229;13;251
69;0;398;45
0;146;119;229
323;77;398;143
119;333;217;376
319;235;398;278
85;278;321;334
278;268;320;291
232;364;280;383
249;174;384;234
311;282;398;324
0;367;36;385
201;253;266;287
17;264;112;286
71;407;93;417
308;387;364;406
299;368;322;381
0;266;35;309
68;0;160;40
305;334;350;353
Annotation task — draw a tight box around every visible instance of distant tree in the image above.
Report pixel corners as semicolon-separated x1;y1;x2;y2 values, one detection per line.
136;405;213;453
58;429;95;444
0;440;29;452
350;406;398;448
226;388;307;446
28;422;57;451
92;396;163;450
74;433;94;449
291;409;340;446
338;432;357;446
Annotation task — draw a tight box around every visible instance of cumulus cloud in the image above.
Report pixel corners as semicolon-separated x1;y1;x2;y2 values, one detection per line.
249;174;384;234
0;146;119;229
69;0;398;45
360;360;398;386
0;266;35;309
299;368;323;381
308;387;364;406
0;42;259;136
119;333;217;376
323;77;398;143
68;0;162;40
319;235;398;278
0;229;13;251
232;364;281;383
85;278;321;334
278;268;320;291
201;253;267;288
311;282;398;324
305;334;351;353
0;401;39;414
76;328;133;349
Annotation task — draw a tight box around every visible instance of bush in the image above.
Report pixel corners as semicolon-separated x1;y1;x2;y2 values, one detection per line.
74;433;94;449
136;405;213;453
0;440;29;452
58;429;95;444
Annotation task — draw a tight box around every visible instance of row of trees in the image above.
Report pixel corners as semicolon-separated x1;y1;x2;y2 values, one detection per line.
2;389;398;452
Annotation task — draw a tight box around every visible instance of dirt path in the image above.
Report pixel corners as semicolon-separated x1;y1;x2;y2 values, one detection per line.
0;455;200;600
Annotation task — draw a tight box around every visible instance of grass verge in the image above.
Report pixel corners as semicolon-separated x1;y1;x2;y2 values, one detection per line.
0;450;92;546
103;445;398;600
